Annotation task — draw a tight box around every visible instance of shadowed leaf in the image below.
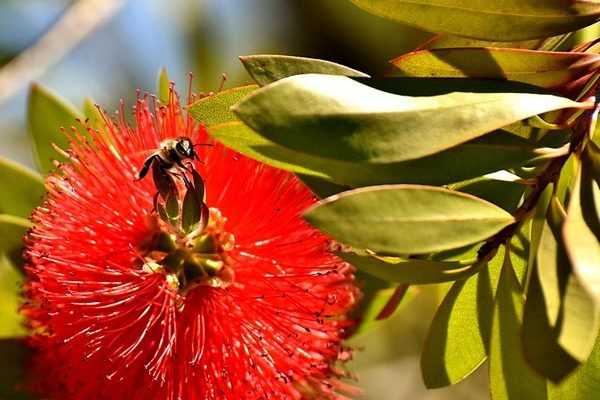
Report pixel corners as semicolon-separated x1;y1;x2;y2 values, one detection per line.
392;48;600;89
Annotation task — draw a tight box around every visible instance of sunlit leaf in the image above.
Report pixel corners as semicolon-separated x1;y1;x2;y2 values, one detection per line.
0;156;44;218
522;258;579;382
489;250;547;400
349;0;600;41
563;162;600;305
543;189;600;363
239;54;369;86
210;122;546;187
392;48;600;89
27;83;83;173
529;185;554;274
188;85;258;126
232;74;583;163
548;331;600;400
304;185;514;255
421;247;505;388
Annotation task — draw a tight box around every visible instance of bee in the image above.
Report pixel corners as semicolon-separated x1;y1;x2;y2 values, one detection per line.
136;137;199;182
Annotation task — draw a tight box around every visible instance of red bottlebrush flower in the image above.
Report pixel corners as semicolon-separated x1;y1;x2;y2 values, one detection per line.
23;86;359;400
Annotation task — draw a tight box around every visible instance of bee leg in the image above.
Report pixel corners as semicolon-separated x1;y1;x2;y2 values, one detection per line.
136;156;158;181
153;191;160;212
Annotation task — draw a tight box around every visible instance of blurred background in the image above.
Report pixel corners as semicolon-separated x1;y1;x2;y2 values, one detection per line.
0;1;488;398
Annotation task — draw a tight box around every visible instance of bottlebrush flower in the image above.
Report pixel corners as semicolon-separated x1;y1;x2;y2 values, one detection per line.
22;85;359;400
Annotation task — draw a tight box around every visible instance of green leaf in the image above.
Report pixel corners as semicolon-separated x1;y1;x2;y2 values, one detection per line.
188;85;258;126
0;215;31;266
538;198;570;326
232;74;583;163
584;141;600;187
489;250;547;400
349;0;600;41
304;185;514;255
522;196;583;381
563;162;600;305
210;122;546;187
392;48;600;89
0;254;26;339
0;339;32;399
548;331;600;400
421;246;505;388
239;54;369;86
157;67;170;105
528;185;554;280
540;191;600;364
339;253;479;284
522;257;579;382
0;156;44;218
27;83;83;173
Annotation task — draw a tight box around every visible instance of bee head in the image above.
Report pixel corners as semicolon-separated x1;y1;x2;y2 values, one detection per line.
175;137;195;158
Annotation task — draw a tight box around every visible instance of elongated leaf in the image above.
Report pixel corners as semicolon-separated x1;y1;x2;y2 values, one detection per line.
538;198;569;326
339;253;478;284
349;0;600;41
232;74;583;163
529;185;554;278
563;163;600;304
188;85;258;126
544;191;600;363
548;332;600;400
392;48;600;89
210;122;546;187
28;83;83;173
157;67;170;105
421;247;505;388
523;260;579;382
239;55;369;86
489;251;547;400
0;156;44;218
0;255;25;339
305;185;514;255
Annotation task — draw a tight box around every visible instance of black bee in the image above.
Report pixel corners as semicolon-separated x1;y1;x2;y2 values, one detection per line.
136;136;199;181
